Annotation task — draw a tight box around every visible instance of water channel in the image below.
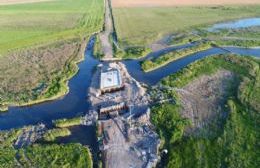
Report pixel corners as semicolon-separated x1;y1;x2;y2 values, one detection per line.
0;18;260;155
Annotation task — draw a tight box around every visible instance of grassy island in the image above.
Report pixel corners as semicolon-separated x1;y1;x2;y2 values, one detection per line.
141;42;212;72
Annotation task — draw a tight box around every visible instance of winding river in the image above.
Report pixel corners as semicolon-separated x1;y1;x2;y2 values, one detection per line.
0;17;260;152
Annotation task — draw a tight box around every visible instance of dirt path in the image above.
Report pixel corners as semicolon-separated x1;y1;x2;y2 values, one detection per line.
100;0;114;60
0;0;54;5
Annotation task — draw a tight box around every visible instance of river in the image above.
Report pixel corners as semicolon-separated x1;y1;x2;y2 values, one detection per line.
0;18;260;157
1;39;260;130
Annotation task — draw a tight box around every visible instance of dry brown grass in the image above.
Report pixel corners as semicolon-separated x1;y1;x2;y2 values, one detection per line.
0;40;80;104
0;0;53;6
112;0;260;8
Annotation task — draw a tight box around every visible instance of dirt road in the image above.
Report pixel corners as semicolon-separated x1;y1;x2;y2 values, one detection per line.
100;0;114;60
112;0;260;8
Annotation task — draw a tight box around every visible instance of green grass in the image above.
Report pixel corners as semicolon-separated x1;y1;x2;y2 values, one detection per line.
43;128;71;142
93;35;104;59
166;99;258;168
114;46;152;59
0;144;92;168
53;117;82;128
152;54;260;167
113;5;260;47
141;42;212;72
0;0;104;56
198;26;260;47
167;34;201;46
0;126;92;167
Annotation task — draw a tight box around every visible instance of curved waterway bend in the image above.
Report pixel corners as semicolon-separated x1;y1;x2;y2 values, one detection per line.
123;47;260;85
0;37;99;130
1;36;260;131
1;40;260;130
0;17;260;130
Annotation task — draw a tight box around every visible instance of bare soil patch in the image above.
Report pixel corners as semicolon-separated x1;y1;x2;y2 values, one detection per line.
89;62;160;168
176;70;235;135
0;0;53;5
112;0;260;8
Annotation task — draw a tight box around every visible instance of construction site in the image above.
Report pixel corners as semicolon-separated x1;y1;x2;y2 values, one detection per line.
88;62;160;168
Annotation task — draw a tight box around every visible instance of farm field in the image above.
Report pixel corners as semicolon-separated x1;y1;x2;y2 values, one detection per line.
112;0;260;8
0;0;53;6
0;0;104;110
0;0;103;55
112;5;260;47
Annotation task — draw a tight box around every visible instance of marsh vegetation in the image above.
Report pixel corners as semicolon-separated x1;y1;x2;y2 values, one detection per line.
151;55;259;168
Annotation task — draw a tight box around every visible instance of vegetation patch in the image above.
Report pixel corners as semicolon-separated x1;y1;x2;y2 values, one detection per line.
53;117;82;128
0;0;104;110
0;126;92;167
167;33;201;46
152;54;259;167
0;144;92;168
0;0;104;55
114;46;152;59
113;5;260;47
43;128;71;142
93;35;105;59
141;42;211;72
198;26;260;47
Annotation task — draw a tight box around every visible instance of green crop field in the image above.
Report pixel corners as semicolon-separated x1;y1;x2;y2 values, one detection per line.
113;5;260;47
0;0;104;56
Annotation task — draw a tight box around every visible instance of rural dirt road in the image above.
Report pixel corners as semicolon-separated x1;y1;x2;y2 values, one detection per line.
112;0;260;7
100;0;114;60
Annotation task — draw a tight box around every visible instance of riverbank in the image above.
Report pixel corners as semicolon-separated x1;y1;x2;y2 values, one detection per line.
0;39;87;112
141;42;212;72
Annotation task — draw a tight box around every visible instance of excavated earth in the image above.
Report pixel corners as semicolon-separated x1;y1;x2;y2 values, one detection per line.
176;70;236;135
88;62;160;168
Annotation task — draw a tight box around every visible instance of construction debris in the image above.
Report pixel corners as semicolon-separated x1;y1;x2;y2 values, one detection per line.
88;62;160;168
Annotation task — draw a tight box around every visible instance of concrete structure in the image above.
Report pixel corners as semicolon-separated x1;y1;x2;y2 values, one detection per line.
99;102;128;119
100;68;123;94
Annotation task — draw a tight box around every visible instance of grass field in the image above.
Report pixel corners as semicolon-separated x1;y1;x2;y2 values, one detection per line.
0;0;104;110
0;0;103;55
0;0;53;6
0;144;92;168
112;6;260;47
112;0;260;7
